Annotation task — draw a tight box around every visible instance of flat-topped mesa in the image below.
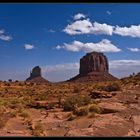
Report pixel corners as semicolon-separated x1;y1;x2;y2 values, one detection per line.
26;66;49;84
80;51;109;75
67;51;118;82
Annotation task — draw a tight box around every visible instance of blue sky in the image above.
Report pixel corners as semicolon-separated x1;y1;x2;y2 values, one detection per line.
0;3;140;82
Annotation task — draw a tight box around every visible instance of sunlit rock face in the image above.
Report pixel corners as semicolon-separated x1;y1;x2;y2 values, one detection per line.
68;51;118;82
80;51;109;75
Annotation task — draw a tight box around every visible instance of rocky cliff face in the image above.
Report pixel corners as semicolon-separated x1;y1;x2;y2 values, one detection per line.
26;66;49;84
68;51;118;82
80;52;108;75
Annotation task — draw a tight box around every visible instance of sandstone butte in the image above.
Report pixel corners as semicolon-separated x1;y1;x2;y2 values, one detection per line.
26;66;49;84
67;51;118;82
26;52;117;83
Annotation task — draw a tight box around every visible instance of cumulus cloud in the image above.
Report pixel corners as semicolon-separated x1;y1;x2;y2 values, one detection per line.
64;13;140;38
0;29;12;41
127;47;140;52
63;19;93;35
109;59;140;78
73;13;86;20
114;25;140;38
24;44;34;50
64;19;114;35
56;39;121;53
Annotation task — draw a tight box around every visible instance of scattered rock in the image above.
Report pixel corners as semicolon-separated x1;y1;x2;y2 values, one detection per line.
31;101;58;110
132;115;140;136
98;102;127;113
65;128;94;136
90;91;112;99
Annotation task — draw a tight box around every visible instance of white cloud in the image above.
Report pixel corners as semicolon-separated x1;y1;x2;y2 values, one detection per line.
63;19;93;35
0;29;12;41
127;48;140;52
109;59;140;78
49;29;55;33
73;13;86;20
110;60;140;68
107;11;111;15
24;44;34;50
64;13;140;38
56;39;121;53
114;25;140;38
92;22;114;35
64;19;114;35
0;29;4;34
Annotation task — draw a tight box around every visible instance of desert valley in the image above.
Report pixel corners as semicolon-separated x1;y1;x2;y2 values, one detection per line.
0;51;140;136
1;3;140;137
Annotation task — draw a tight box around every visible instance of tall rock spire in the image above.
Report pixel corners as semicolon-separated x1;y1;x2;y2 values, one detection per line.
26;66;49;84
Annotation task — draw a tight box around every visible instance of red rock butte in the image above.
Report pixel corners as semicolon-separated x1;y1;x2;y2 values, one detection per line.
26;66;49;84
67;51;118;82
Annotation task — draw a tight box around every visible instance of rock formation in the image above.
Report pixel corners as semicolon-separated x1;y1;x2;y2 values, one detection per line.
26;66;49;84
28;66;41;80
67;51;118;82
80;52;109;75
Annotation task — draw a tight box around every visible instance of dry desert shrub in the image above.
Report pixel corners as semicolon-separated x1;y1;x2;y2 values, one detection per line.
88;104;102;114
67;114;77;121
73;106;89;116
0;117;7;129
63;95;91;111
73;86;81;93
0;106;6;116
0;106;9;128
19;110;31;120
32;122;44;136
48;102;56;109
73;103;101;117
96;82;121;92
8;98;21;109
23;118;33;126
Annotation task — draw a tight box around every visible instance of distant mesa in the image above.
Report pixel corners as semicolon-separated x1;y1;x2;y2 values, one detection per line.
67;51;118;82
26;66;49;84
